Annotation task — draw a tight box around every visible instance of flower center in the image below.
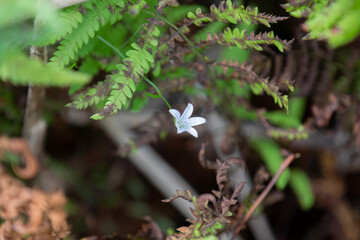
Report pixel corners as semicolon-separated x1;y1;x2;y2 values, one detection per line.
176;120;184;129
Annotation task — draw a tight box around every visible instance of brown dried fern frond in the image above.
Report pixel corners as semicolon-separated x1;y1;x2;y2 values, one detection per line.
162;189;194;203
0;135;39;179
198;143;217;170
165;151;248;239
216;157;245;195
0;168;69;240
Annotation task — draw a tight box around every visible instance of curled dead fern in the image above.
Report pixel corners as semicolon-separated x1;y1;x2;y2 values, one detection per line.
162;189;194;203
163;156;247;239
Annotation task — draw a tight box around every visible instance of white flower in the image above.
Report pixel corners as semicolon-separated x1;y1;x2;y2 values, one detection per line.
169;103;206;138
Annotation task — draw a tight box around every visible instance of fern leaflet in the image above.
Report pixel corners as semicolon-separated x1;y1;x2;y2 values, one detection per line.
67;79;111;109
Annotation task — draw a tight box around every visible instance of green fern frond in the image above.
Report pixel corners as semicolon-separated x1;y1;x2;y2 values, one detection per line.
91;1;164;119
251;81;289;111
91;42;156;119
213;60;290;111
0;52;90;86
307;0;360;47
33;6;84;47
49;0;125;69
283;0;360;47
187;0;288;27
67;79;111;109
282;0;315;18
203;28;292;52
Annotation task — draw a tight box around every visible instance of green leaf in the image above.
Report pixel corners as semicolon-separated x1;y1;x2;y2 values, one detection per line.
252;138;291;190
290;169;315;210
288;97;306;120
188;12;196;19
264;111;301;128
273;40;284;52
142;49;154;63
128;78;136;92
152;26;160;37
122;85;133;98
90;113;103;120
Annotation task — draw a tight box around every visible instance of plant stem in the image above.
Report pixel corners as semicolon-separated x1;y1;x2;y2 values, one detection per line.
97;35;125;58
143;76;172;109
141;8;207;65
245;154;295;221
119;25;142;49
234;154;297;235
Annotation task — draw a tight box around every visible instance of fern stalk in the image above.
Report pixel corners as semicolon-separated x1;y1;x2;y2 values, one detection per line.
141;7;208;66
235;154;296;234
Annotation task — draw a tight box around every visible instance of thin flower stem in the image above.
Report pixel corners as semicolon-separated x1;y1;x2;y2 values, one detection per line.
97;35;125;58
143;76;172;109
96;35;171;109
119;25;142;49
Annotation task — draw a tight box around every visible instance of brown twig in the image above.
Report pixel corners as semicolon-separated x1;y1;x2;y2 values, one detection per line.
234;153;297;235
22;16;48;162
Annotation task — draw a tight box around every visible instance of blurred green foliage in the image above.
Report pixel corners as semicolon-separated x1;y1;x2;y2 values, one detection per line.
290;169;315;210
0;0;334;237
0;85;23;135
0;0;90;86
283;0;360;47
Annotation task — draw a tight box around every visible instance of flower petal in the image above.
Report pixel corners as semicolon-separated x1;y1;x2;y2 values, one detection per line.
177;127;185;134
185;127;198;138
169;109;180;119
185;117;206;127
179;103;193;122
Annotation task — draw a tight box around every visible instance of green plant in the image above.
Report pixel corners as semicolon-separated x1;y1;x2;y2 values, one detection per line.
163;158;245;239
0;0;90;86
1;0;333;237
55;0;293;120
283;0;360;47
